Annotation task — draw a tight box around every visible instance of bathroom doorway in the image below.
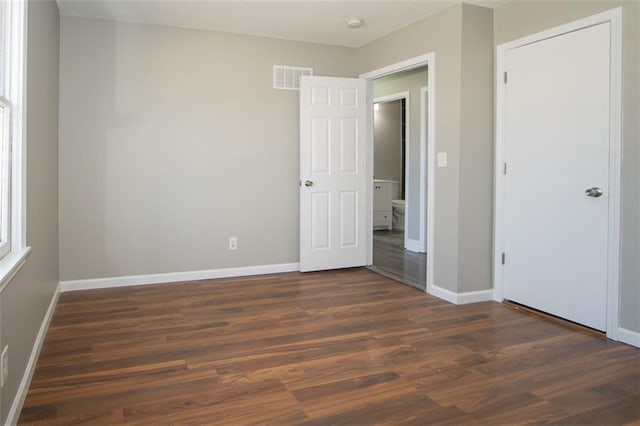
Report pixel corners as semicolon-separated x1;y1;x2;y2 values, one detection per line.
370;67;428;289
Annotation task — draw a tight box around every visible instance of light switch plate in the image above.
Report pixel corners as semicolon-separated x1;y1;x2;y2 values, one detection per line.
437;152;448;168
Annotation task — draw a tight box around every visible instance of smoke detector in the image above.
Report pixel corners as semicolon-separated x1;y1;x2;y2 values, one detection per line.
346;19;364;29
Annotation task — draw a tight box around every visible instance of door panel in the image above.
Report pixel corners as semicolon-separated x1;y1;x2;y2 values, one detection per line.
311;118;330;174
339;118;358;173
503;23;610;330
311;192;330;250
339;191;358;247
300;76;367;272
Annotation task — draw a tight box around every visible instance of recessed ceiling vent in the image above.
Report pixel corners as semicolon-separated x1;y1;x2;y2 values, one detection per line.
273;65;313;90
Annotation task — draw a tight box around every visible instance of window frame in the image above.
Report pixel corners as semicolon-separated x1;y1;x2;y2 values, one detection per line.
0;0;29;292
0;96;11;259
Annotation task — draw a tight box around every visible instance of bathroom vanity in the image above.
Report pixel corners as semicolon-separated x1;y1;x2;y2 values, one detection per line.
373;179;396;230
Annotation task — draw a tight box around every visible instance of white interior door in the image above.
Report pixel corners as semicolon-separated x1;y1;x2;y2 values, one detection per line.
503;23;610;331
300;76;367;272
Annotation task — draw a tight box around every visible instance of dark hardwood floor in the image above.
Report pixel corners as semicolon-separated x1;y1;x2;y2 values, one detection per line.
373;230;427;288
20;268;640;425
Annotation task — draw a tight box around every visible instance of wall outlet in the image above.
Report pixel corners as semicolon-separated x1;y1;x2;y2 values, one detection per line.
1;345;8;388
228;237;238;250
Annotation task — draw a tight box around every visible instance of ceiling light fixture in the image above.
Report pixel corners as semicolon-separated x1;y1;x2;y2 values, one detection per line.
346;18;364;29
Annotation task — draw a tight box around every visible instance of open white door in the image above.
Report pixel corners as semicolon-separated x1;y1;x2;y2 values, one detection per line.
300;76;367;272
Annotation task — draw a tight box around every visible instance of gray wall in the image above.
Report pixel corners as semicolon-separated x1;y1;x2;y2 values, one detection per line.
373;100;402;192
457;5;494;292
358;4;494;293
374;67;428;242
59;17;357;281
0;0;60;423
494;0;640;332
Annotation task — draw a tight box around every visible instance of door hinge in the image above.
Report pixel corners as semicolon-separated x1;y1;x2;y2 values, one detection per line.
503;162;507;175
503;71;508;84
501;252;506;265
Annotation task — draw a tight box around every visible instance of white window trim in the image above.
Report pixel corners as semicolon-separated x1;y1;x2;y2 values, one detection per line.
0;96;11;259
0;0;29;294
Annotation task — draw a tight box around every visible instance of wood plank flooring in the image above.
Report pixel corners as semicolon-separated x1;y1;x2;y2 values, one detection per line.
373;230;427;288
19;268;640;425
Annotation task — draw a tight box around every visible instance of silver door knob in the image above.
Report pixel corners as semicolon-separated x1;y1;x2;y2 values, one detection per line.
585;187;603;197
304;180;314;187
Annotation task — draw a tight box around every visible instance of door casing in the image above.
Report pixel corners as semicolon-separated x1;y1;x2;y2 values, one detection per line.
360;53;436;293
493;7;623;340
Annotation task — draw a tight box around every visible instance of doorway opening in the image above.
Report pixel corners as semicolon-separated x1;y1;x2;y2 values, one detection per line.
368;66;428;289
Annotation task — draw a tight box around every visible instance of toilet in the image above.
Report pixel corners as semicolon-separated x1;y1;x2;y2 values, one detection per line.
392;199;405;231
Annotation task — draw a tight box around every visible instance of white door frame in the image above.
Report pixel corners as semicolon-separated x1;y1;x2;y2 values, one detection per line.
373;91;411;249
493;8;622;340
360;52;436;293
419;85;429;253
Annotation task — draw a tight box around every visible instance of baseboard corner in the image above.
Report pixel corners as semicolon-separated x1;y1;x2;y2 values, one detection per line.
618;327;640;348
6;281;61;425
404;239;425;253
428;284;493;305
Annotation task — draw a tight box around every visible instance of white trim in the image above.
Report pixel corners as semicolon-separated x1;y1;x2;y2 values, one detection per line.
0;96;10;259
6;281;61;426
359;54;432;80
493;8;623;341
618;327;640;348
419;86;429;253
493;44;506;299
373;92;409;105
425;60;436;296
405;239;422;253
361;52;435;294
365;79;374;266
61;263;300;292
604;8;623;342
430;284;493;305
0;246;30;294
8;0;27;254
16;0;27;251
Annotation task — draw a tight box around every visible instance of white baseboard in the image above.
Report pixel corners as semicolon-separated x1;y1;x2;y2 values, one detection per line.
60;263;301;292
618;327;640;348
405;238;426;253
6;281;61;426
429;284;494;305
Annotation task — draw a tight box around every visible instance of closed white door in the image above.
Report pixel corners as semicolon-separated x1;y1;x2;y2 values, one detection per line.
503;23;610;330
299;76;367;272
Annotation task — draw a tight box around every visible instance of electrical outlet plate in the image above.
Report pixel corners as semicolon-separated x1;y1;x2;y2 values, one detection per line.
228;237;237;250
1;345;8;388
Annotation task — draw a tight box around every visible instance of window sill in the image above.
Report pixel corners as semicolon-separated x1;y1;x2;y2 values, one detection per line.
0;246;32;294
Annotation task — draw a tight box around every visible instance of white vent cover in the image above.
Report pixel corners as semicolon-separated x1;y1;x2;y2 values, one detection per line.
273;65;313;90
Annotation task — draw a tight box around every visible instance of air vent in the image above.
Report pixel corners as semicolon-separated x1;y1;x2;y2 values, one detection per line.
273;65;313;90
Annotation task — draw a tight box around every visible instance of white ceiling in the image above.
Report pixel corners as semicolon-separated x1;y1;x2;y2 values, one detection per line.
56;0;506;48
